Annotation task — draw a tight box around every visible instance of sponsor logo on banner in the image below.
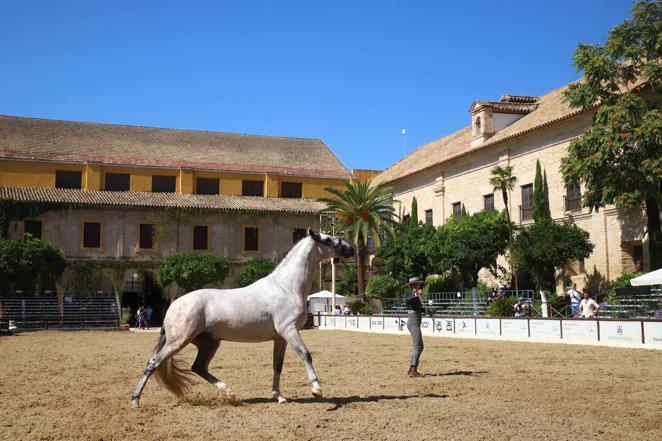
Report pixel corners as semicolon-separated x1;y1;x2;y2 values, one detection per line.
370;319;383;327
600;321;641;344
643;322;662;346
347;318;357;328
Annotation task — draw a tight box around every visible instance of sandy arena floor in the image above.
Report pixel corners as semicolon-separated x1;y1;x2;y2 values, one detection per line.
0;329;661;441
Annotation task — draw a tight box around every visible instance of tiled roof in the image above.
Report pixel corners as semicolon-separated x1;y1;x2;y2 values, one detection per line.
0;116;352;180
0;187;326;214
373;81;585;185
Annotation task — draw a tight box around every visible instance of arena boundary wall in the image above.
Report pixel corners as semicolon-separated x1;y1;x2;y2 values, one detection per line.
316;314;662;351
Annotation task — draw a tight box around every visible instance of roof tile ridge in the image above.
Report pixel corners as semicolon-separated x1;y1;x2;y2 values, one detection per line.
0;114;323;142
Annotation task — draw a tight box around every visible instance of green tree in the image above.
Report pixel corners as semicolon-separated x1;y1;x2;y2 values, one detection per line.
365;275;405;300
436;211;511;288
239;257;277;287
511;219;594;291
533;160;551;222
410;197;419;224
155;252;230;293
489;164;519;289
561;0;662;269
319;181;397;296
0;237;67;292
335;264;356;297
376;221;444;283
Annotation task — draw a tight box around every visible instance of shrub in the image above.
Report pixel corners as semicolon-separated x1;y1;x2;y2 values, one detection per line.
239;257;277;287
0;237;66;292
155;252;230;292
423;273;456;295
346;298;374;315
365;275;404;300
485;295;518;317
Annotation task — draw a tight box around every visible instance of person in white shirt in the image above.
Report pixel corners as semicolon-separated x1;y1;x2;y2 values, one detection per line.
579;291;600;319
566;283;582;316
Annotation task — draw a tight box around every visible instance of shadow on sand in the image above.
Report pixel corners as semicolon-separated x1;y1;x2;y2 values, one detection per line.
423;370;488;377
242;392;449;411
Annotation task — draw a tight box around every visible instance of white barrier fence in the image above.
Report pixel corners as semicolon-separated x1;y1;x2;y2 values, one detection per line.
316;315;662;350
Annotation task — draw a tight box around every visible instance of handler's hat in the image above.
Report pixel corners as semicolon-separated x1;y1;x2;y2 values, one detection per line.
408;277;423;286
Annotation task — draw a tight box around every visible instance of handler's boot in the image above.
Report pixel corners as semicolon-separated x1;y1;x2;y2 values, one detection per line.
409;367;423;378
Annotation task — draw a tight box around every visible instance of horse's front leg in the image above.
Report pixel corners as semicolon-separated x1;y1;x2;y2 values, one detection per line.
280;327;322;398
272;339;288;403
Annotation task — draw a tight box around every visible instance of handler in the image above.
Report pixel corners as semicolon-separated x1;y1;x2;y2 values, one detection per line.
405;277;424;377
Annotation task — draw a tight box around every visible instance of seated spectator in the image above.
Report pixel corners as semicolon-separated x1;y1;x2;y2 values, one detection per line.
513;300;525;317
342;305;351;316
579;291;600;319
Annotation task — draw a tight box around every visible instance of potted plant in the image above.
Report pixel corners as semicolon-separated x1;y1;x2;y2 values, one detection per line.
120;311;131;331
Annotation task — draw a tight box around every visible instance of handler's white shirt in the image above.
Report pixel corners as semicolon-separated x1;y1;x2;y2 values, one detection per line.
567;288;581;304
579;298;599;318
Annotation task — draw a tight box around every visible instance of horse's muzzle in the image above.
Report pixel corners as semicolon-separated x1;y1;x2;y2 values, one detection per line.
341;245;355;258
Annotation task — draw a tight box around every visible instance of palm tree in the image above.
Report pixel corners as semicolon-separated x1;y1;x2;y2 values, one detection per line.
319;181;397;296
489;165;518;290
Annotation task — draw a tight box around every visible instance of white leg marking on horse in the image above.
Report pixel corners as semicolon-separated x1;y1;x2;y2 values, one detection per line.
272;390;288;404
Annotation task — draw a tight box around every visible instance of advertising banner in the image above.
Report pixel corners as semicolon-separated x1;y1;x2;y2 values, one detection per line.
454;318;475;335
384;316;404;332
334;316;346;329
420;318;434;335
370;317;384;330
501;319;528;337
562;320;598;341
599;321;642;345
475;318;500;336
346;316;358;329
434;318;455;335
643;321;662;347
529;319;561;340
357;316;371;330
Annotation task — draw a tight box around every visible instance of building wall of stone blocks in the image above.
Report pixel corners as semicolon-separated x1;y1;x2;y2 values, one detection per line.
384;112;650;291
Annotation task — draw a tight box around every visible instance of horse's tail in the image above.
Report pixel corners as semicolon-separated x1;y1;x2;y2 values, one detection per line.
153;326;194;397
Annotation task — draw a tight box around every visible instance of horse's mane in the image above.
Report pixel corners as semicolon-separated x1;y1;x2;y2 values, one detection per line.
274;236;311;271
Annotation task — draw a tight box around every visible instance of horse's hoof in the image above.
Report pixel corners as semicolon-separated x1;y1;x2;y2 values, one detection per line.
311;387;323;398
225;391;236;401
276;396;288;404
131;399;140;409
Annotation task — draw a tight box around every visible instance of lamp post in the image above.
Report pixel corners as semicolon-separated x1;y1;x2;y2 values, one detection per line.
331;217;336;313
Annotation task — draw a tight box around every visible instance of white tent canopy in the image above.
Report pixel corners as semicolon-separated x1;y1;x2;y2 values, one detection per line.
307;290;347;313
630;268;662;286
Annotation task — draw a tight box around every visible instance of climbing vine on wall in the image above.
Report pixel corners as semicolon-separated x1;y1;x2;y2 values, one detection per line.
0;199;91;238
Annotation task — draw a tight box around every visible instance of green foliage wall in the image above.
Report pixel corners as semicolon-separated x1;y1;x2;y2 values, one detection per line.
365;275;405;300
239;257;277;287
155;252;230;293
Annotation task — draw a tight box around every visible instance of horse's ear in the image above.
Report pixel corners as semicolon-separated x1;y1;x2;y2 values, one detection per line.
308;228;321;242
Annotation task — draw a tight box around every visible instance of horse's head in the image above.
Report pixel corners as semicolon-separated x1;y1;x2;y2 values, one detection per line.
308;228;354;259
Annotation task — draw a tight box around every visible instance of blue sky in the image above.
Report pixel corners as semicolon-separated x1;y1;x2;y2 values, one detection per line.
1;0;633;172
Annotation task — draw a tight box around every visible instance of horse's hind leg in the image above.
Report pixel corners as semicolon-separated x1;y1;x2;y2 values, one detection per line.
272;339;288;403
280;327;322;398
131;335;189;408
191;334;235;400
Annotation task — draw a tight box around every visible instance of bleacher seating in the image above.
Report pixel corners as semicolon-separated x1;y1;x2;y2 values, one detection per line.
0;293;120;330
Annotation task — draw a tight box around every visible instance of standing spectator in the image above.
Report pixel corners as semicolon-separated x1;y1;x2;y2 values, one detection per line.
579;291;600;319
488;285;498;303
342;304;351;316
145;304;153;327
566;283;582;317
405;277;425;378
334;304;342;315
513;300;525;317
136;305;147;329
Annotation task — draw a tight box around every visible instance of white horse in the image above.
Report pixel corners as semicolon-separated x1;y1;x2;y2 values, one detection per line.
131;228;354;408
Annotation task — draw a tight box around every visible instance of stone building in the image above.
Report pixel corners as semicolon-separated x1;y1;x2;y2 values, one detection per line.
373;81;651;291
0;115;352;317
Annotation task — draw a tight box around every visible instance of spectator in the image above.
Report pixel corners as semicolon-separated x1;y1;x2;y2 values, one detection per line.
334;304;342;315
513;300;525;317
136;305;147;329
342;305;351;316
579;291;600;319
566;283;582;317
145;304;153;327
488;286;498;303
